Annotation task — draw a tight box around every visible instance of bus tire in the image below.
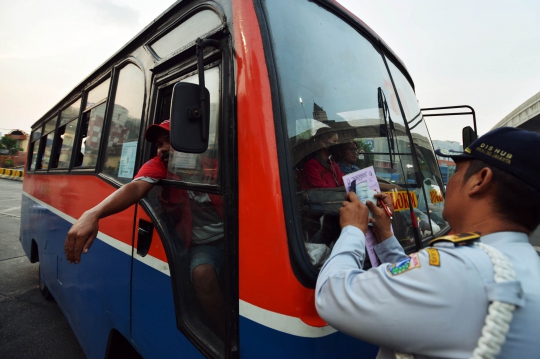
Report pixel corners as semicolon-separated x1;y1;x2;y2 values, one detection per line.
38;263;52;300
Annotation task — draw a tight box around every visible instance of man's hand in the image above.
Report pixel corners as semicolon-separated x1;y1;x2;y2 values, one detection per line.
339;192;370;234
63;181;154;264
366;193;394;243
64;211;99;264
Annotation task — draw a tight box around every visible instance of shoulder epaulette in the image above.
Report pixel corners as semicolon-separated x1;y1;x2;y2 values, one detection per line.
429;232;481;247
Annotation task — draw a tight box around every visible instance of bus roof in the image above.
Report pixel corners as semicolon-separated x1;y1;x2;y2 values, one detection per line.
31;0;414;130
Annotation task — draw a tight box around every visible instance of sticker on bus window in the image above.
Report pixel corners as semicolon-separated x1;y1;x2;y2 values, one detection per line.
385;191;418;212
172;152;198;169
429;188;444;204
118;141;138;178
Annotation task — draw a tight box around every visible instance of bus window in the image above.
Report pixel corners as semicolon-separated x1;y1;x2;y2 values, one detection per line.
142;65;224;355
52;98;81;169
386;59;449;235
149;10;222;60
28;129;41;171
166;67;221;185
40;131;55;169
74;79;110;168
31;117;57;171
102;64;144;183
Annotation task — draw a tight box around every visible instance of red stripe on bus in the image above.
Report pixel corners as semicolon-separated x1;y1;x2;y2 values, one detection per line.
233;0;326;327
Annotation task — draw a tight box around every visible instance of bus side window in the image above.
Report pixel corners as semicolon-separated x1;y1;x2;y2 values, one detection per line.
31;117;57;171
74;78;110;169
52;99;81;169
28;129;42;171
165;67;221;186
101;63;144;183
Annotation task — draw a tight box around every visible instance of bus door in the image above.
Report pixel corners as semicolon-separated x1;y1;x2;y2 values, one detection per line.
131;62;235;359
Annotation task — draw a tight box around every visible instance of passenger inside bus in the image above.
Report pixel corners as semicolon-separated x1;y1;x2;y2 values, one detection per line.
64;120;226;339
300;128;344;190
336;141;402;192
337;141;361;175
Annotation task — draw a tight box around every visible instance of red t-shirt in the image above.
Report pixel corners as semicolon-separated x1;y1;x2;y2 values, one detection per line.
132;156;223;247
301;157;344;190
133;156;167;181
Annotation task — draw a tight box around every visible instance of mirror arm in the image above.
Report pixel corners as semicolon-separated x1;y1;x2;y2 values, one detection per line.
196;38;221;140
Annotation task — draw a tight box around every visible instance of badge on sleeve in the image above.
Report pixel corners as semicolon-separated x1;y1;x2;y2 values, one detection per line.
425;248;440;267
387;253;421;276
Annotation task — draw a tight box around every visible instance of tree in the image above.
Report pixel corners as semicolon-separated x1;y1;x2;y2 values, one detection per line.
0;136;22;155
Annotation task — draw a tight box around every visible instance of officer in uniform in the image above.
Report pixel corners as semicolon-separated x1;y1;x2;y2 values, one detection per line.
315;127;540;359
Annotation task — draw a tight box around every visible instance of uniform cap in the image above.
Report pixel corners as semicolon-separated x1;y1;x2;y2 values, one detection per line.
435;127;540;191
145;120;170;142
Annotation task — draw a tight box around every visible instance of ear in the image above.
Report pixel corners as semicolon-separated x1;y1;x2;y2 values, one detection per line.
468;167;494;196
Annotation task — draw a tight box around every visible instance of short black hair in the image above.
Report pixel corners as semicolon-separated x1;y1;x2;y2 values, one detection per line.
463;159;540;232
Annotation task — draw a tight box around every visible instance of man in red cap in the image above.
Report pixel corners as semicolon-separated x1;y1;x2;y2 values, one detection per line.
65;120;172;262
64;119;226;337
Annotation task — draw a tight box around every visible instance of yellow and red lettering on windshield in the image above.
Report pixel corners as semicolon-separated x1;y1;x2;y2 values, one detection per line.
430;189;444;204
385;191;419;212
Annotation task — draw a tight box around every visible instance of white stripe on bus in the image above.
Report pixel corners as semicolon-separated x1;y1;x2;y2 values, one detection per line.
239;300;337;338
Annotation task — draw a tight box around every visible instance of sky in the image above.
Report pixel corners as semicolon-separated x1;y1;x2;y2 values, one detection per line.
1;0;539;143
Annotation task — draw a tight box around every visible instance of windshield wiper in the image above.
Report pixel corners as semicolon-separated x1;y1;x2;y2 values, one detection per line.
378;87;396;169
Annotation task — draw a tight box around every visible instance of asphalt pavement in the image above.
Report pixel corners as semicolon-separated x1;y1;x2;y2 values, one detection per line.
0;179;85;359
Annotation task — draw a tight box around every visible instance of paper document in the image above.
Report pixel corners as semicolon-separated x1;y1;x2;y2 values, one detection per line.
343;166;381;267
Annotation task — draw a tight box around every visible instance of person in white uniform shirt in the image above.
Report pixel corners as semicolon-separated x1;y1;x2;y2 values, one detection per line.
315;127;540;359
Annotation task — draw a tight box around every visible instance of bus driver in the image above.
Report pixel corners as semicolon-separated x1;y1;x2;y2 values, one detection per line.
64;120;226;338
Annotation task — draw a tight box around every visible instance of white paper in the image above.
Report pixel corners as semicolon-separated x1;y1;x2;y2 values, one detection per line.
343;166;381;267
118;141;138;178
172;152;198;169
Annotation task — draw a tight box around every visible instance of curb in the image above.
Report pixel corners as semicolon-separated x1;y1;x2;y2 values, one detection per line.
0;168;24;181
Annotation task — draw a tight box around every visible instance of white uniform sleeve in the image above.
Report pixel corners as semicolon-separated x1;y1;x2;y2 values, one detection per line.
315;226;488;358
374;235;408;264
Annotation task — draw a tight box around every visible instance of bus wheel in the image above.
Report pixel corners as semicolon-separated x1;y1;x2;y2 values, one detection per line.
38;264;52;300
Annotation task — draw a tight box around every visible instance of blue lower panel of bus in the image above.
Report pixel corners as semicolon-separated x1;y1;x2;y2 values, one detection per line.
131;258;204;359
20;195;203;359
21;194;378;358
239;316;378;358
20;195;132;358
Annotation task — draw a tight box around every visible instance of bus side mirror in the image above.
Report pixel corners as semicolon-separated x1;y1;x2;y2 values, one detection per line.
170;82;210;153
462;126;477;149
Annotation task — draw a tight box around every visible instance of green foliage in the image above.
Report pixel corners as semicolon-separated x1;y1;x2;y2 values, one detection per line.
356;139;373;153
0;136;20;155
3;158;14;167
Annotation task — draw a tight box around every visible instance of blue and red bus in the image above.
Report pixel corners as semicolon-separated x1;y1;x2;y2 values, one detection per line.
21;0;452;358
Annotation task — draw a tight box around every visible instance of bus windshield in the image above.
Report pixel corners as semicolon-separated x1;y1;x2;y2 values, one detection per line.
264;0;448;268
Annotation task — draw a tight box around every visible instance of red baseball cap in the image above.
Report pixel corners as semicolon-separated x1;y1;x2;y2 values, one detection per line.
145;119;170;142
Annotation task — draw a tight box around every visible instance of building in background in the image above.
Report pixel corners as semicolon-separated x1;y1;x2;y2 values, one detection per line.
432;140;462;185
0;129;29;167
492;91;540;134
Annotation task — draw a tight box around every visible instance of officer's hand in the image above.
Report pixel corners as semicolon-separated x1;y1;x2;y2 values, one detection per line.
64;212;99;264
340;192;369;234
366;193;394;243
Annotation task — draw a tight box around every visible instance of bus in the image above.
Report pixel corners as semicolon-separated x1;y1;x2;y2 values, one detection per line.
20;0;452;358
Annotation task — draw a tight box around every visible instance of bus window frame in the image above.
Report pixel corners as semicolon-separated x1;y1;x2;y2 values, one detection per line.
71;74;113;172
144;3;227;65
97;58;147;187
139;35;238;359
50;97;84;172
27;128;41;172
34;115;60;172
